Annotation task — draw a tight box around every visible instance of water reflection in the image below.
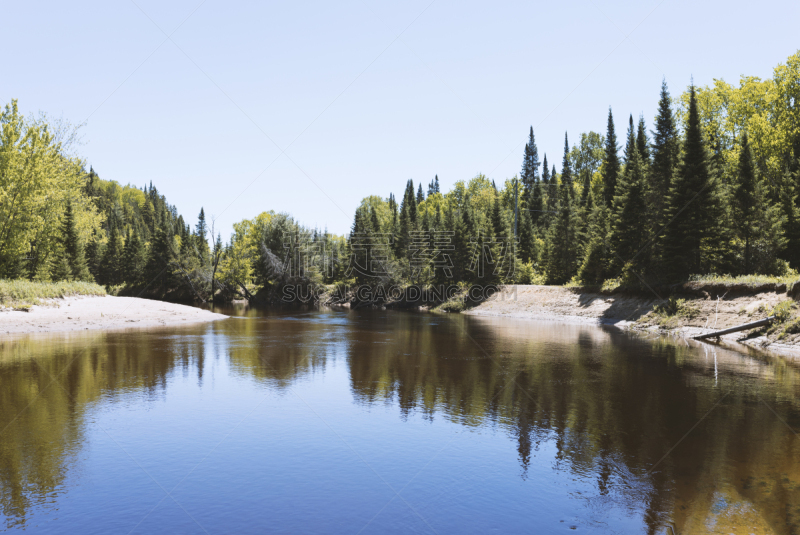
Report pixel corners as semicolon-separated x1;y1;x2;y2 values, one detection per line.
1;309;799;534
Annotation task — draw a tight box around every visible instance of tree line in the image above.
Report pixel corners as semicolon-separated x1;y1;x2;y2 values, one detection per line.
1;51;799;302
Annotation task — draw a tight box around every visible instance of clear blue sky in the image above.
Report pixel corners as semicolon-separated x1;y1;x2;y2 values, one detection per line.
3;0;799;236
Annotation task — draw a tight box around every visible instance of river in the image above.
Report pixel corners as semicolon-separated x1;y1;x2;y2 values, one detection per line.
1;308;798;534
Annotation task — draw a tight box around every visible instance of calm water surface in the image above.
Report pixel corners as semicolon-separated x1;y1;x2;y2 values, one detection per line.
1;308;799;534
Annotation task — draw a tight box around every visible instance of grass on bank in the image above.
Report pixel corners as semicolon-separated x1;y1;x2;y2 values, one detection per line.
688;273;800;289
0;279;106;310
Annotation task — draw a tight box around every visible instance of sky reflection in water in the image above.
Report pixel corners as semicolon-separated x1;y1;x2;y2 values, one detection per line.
1;308;799;534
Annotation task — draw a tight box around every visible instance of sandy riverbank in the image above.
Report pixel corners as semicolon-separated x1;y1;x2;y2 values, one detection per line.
465;285;800;361
0;295;227;335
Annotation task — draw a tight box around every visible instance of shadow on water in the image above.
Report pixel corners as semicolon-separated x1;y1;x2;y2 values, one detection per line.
1;308;799;534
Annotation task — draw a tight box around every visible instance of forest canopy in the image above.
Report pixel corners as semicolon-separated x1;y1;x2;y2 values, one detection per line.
2;50;799;304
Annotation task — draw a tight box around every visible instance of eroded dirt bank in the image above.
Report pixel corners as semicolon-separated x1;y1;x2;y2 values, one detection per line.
0;295;227;336
465;284;800;361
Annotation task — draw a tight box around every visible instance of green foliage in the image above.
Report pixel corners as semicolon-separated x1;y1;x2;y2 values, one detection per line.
770;300;795;323
601;108;621;207
648;297;701;328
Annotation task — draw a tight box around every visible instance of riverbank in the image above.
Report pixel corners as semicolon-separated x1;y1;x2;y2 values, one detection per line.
0;295;227;335
465;284;800;361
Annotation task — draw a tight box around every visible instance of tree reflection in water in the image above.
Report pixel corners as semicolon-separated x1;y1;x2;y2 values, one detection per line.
0;309;798;534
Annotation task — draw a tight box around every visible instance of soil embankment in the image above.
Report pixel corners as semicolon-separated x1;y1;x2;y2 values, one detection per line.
465;284;800;361
1;295;227;335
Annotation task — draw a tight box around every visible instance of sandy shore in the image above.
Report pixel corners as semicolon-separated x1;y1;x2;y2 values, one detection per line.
0;295;227;335
466;285;800;361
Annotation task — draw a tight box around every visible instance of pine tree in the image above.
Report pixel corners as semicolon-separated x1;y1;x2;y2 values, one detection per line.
662;85;719;280
417;183;425;205
59;201;92;281
601;108;621;207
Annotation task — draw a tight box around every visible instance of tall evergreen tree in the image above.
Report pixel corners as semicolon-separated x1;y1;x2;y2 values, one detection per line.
59;201;92;281
648;80;679;271
623;115;637;165
407;180;417;223
636;115;651;165
601;108;621;207
143;225;176;297
541;155;550;185
520;127;540;202
417;183;425;205
609;125;648;274
518;206;537;264
661;85;719;280
731;132;786;273
561;133;574;201
100;225;122;286
86;230;101;280
544;140;581;283
578;193;610;284
545;163;559;218
123;228;145;285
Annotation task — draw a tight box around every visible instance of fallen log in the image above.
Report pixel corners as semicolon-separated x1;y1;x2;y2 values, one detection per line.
692;316;775;340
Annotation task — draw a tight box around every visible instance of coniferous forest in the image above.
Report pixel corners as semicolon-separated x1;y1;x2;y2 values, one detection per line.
2;51;800;304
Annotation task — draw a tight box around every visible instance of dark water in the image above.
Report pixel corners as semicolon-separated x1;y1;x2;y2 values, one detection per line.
1;308;799;534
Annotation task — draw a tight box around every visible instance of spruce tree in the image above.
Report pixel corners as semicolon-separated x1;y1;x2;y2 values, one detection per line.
417;183;425;205
578;192;610;284
520;127;540;201
601;108;621;207
518;207;537;263
649;80;679;271
452;208;476;283
623;115;637;166
636;115;651;165
732;132;786;273
609;126;648;274
777;162;800;269
546;164;559;216
195;207;209;263
143;225;176;297
544;140;581;283
86;230;101;280
561;133;574;201
123;228;145;285
60;201;92;281
407;180;417;223
535;155;551;228
100;225;122;286
662;85;719;280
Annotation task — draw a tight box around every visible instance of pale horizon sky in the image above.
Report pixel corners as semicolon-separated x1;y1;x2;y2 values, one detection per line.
3;0;799;236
